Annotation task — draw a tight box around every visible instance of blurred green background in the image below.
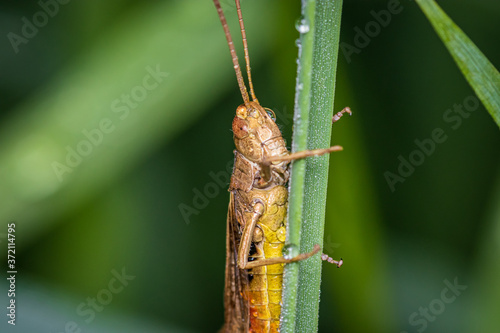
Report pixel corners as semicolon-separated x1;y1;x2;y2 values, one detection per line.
0;0;499;332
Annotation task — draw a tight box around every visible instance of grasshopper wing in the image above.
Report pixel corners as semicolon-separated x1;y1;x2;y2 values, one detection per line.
222;192;249;333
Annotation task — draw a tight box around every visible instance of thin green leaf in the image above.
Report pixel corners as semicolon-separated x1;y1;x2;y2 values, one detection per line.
416;0;500;128
282;0;343;332
280;0;315;331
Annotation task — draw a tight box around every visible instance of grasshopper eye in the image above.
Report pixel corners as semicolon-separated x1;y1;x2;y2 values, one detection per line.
265;108;276;122
232;117;248;139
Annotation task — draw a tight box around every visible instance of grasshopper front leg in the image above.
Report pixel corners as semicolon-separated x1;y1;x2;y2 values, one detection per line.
263;145;343;165
263;106;351;165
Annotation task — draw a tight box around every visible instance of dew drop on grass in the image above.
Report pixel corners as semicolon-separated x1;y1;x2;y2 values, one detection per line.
295;16;310;34
283;244;298;259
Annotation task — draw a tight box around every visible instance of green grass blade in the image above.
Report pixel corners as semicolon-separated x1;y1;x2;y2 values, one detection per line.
416;0;500;128
280;0;315;331
282;0;343;332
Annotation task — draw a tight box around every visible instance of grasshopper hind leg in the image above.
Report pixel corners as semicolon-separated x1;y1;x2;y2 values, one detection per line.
321;253;343;268
242;244;320;269
242;244;343;269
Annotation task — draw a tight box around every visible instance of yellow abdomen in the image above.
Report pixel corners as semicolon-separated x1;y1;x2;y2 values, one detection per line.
242;185;288;333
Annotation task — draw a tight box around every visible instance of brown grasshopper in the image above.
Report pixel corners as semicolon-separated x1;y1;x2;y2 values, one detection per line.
213;1;349;332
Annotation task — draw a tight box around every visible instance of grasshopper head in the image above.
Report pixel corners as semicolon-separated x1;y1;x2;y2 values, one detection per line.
232;101;282;163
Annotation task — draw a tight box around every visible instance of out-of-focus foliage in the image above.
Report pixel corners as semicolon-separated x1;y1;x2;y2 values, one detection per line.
0;0;498;332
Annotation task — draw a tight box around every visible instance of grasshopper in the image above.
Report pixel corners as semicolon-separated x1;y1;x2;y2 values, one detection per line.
213;1;349;332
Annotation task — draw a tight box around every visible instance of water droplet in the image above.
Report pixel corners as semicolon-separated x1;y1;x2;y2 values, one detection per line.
283;244;298;259
295;17;310;34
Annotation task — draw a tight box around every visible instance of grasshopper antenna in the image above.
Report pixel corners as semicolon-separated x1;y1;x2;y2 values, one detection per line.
235;0;258;104
213;0;250;104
